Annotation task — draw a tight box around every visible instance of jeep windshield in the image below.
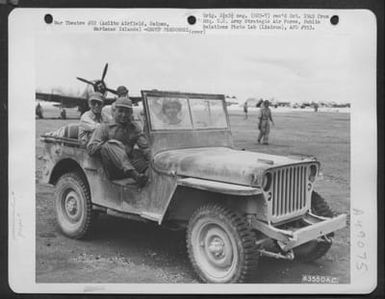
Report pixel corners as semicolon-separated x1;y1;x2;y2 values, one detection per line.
146;95;228;131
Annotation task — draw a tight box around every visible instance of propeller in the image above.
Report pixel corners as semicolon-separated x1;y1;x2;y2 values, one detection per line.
101;63;108;81
77;63;118;95
106;87;118;95
76;77;94;85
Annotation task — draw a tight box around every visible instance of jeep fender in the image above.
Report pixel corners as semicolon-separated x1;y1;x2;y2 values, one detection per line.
49;158;87;186
161;177;263;224
177;177;262;196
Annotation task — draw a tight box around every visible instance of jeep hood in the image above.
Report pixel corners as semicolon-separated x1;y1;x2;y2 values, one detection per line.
153;147;313;186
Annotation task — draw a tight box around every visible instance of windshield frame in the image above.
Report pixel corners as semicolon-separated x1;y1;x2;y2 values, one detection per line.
142;90;230;132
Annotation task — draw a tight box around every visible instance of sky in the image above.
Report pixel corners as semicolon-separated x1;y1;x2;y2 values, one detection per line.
35;32;364;103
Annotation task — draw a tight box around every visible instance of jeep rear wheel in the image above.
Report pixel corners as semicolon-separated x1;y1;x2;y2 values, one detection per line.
187;204;258;283
294;192;334;262
55;172;94;239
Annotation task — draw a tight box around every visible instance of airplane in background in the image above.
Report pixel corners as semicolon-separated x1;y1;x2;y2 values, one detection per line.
269;98;291;108
224;95;239;106
244;97;264;108
35;63;141;119
243;97;290;108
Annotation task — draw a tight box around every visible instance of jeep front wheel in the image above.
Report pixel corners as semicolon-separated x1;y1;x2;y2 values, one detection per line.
294;192;334;262
186;204;258;283
55;172;94;239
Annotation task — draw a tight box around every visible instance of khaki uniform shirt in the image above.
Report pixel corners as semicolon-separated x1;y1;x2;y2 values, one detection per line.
78;110;110;145
87;120;150;160
258;107;273;121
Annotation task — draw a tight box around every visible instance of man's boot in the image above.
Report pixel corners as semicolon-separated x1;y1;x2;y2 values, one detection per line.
135;173;149;188
125;169;148;188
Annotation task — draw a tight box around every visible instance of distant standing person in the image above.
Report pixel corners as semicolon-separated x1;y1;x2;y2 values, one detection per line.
243;101;248;119
60;107;67;120
36;103;43;119
257;100;275;145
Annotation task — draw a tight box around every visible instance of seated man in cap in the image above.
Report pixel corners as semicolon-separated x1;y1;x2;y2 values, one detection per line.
79;92;110;145
87;97;150;187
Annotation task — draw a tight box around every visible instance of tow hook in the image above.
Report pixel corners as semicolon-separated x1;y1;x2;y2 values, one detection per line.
257;249;295;260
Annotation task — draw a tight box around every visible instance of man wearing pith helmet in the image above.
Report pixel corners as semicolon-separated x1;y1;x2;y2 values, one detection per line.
87;96;150;187
79;92;110;145
116;85;129;97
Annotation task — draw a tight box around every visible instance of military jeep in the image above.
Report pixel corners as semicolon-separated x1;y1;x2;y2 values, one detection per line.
40;90;346;283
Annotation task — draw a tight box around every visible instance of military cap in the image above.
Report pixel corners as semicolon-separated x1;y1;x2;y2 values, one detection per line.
114;97;133;109
88;92;105;103
117;86;129;96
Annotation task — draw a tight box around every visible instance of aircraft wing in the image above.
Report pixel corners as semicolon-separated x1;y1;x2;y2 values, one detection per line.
103;97;116;106
130;96;142;105
100;96;141;105
36;92;142;108
35;92;87;108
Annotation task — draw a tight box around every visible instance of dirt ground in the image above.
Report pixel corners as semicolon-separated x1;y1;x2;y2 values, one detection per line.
35;107;350;284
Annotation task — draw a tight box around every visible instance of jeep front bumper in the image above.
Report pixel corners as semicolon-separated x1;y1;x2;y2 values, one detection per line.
252;212;347;251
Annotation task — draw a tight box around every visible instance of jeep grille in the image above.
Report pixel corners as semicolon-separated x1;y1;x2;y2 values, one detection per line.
270;165;310;222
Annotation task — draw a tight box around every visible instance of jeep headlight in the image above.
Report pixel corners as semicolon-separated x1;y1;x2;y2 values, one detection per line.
262;172;272;191
309;165;317;182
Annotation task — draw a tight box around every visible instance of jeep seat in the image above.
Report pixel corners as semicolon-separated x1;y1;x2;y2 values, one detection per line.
63;123;79;139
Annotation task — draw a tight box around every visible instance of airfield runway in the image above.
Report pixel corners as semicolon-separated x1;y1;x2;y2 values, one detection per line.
35;107;350;284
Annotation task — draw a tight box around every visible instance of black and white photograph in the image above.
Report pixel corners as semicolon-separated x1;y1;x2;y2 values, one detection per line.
8;8;377;293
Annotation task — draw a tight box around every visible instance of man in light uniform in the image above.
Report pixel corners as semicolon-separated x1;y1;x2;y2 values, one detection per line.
87;97;150;187
257;100;275;145
79;92;110;145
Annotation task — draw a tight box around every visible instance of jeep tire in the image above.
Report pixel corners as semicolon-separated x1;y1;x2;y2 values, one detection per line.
294;191;334;262
186;204;258;283
55;172;94;239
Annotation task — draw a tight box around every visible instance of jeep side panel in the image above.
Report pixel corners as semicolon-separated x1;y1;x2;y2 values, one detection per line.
41;137;86;185
42;137;125;212
82;157;124;211
122;170;178;222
